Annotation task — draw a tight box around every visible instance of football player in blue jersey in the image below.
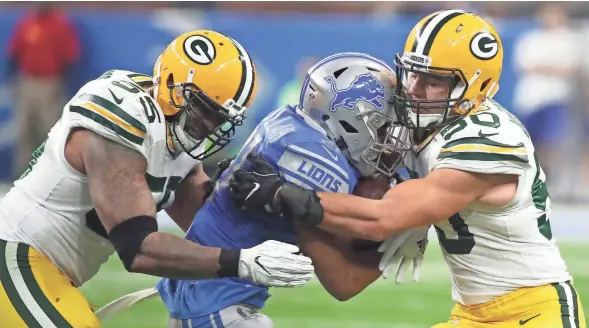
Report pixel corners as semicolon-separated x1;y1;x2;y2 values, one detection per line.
156;52;412;328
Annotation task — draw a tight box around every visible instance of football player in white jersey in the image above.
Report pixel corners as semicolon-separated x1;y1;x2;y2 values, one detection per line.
0;30;313;328
227;11;586;328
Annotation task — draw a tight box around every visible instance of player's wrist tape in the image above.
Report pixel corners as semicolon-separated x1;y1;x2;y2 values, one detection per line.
108;215;158;271
278;184;324;226
350;238;383;252
217;249;241;278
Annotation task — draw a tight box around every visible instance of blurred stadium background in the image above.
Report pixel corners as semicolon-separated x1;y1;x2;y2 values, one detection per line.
0;1;587;327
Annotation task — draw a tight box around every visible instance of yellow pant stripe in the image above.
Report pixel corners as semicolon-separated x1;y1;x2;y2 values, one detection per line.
0;241;101;328
0;240;75;328
0;278;28;327
553;282;581;328
17;243;73;328
0;240;41;328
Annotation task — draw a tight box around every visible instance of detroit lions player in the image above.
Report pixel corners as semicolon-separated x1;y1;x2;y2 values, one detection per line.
157;52;411;328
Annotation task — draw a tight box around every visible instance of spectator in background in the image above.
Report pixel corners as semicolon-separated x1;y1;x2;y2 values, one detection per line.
6;3;80;178
513;3;579;200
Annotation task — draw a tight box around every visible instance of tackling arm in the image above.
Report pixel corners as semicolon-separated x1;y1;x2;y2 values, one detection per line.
72;129;224;280
313;168;515;241
165;163;212;232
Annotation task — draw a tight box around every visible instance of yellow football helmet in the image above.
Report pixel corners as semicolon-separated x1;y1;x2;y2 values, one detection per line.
153;30;257;159
393;10;503;129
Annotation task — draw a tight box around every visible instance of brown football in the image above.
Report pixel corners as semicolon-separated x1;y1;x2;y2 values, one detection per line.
353;176;391;200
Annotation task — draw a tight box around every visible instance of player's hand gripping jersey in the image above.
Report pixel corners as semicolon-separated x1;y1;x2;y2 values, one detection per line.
157;105;361;321
404;99;571;305
0;70;198;287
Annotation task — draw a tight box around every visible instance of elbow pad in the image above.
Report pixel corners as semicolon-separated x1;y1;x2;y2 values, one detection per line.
107;215;158;271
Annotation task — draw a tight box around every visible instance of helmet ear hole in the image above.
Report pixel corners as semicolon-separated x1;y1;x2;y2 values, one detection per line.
166;73;175;87
339;120;358;133
333;67;348;79
480;78;491;92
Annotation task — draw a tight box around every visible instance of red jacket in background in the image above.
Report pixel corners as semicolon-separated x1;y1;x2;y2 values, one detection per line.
8;10;81;78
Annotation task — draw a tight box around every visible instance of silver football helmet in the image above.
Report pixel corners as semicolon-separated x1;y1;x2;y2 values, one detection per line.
298;52;410;178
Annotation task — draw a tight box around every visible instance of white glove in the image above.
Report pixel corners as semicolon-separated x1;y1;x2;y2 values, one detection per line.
238;240;314;287
378;226;429;283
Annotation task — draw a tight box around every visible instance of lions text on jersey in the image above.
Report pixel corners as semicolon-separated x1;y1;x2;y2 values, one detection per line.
157;105;361;322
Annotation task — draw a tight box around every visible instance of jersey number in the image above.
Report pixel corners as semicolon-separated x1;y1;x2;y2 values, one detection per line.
408;168;476;254
440;112;500;140
435;213;475;255
140;96;161;123
85;174;182;238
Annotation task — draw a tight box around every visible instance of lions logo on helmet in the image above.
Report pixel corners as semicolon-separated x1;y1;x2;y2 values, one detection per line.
393;10;503;131
153;30;257;160
298;52;411;178
325;73;387;112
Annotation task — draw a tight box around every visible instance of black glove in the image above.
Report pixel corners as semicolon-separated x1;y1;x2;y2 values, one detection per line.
229;152;283;213
204;156;236;200
229;152;325;225
212;156;236;181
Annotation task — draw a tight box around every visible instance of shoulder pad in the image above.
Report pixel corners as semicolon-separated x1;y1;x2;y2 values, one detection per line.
436;107;530;174
68;74;153;155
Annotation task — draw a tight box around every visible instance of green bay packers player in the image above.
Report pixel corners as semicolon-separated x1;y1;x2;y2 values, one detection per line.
227;11;586;328
0;30;313;328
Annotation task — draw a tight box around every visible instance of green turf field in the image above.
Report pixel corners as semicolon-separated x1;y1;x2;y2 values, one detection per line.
82;239;588;328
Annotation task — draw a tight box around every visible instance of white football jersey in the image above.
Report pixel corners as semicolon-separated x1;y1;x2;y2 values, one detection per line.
0;70;199;286
404;99;571;305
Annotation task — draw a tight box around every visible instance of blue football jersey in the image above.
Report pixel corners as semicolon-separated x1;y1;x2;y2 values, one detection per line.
156;105;360;320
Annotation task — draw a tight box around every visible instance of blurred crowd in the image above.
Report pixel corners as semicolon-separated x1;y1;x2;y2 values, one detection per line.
4;1;589;19
5;1;589;202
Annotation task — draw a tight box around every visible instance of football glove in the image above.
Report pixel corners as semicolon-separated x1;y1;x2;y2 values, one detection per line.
377;226;429;283
212;156;236;181
230;152;324;225
239;240;314;287
230;152;283;213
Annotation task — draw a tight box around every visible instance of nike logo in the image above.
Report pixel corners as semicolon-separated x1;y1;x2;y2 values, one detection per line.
478;130;498;138
254;256;270;274
245;183;260;202
321;144;339;161
519;314;541;325
108;89;124;105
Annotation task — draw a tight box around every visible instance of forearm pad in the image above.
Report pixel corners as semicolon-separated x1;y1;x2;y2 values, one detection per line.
350;238;383;252
278;184;324;226
107;215;158;271
217;249;241;278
